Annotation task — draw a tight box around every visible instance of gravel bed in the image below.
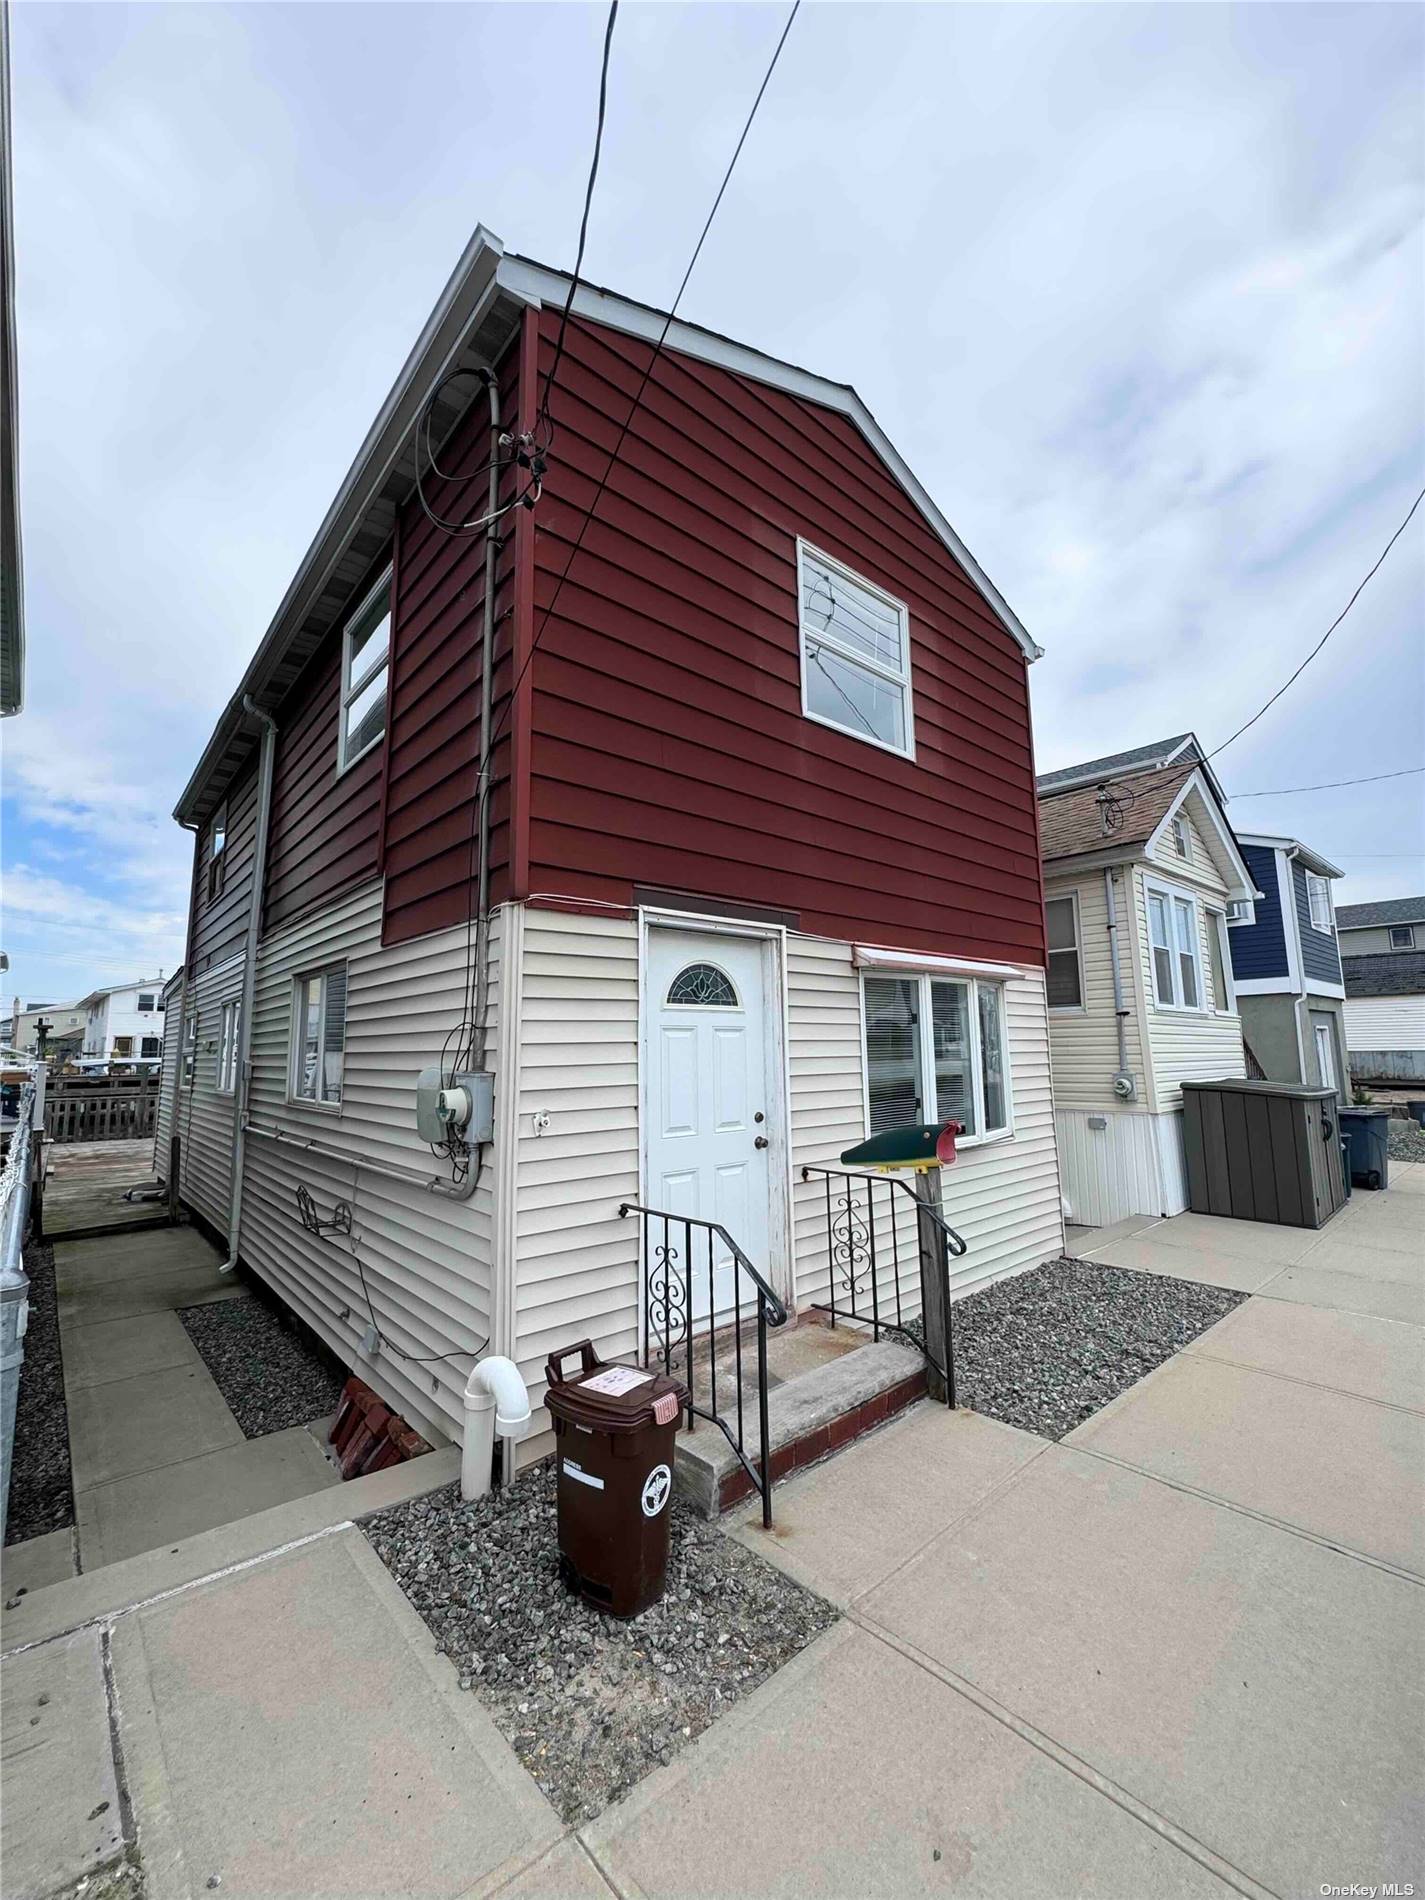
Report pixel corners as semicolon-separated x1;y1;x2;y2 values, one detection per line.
1387;1119;1425;1163
179;1292;346;1439
365;1464;837;1825
911;1253;1246;1441
4;1239;75;1547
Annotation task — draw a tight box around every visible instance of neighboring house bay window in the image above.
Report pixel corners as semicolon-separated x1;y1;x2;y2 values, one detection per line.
338;566;392;773
1146;883;1203;1010
290;964;348;1106
797;541;913;759
862;972;1011;1144
1045;895;1083;1009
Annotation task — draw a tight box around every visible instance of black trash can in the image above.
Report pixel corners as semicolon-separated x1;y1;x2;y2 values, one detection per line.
1338;1106;1391;1190
544;1341;687;1619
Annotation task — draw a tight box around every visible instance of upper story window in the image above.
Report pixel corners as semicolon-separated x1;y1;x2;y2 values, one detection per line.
338;567;392;773
797;542;913;760
862;971;1011;1144
137;993;156;1012
1170;815;1190;859
1305;872;1334;934
290;963;348;1107
1390;924;1416;950
1045;895;1083;1009
1146;881;1203;1011
207;803;227;903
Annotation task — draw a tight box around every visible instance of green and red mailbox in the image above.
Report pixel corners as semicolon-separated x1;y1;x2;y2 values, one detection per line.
840;1120;963;1172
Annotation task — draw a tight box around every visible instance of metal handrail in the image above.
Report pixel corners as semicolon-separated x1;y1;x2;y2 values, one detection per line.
799;1163;962;1402
618;1200;788;1528
2;1080;39;1545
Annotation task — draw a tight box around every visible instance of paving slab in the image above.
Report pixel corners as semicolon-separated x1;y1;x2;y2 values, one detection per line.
1187;1296;1424;1412
860;1446;1425;1900
1064;1214;1163;1254
1301;1224;1423;1271
583;1621;1237;1900
69;1362;244;1492
55;1227;224;1280
728;1403;1045;1606
1081;1234;1280;1292
1261;1262;1425;1326
57;1264;244;1326
77;1425;338;1569
3;1524;78;1598
1138;1211;1323;1265
0;1626;125;1900
1068;1351;1425;1571
112;1528;560;1900
63;1310;205;1390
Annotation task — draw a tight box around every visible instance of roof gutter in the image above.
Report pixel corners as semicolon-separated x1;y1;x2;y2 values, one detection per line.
174;225;508;823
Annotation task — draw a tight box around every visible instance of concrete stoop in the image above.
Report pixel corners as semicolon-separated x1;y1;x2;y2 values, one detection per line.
674;1336;927;1517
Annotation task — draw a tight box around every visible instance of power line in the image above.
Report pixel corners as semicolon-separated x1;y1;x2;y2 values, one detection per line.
1206;483;1425;762
537;0;620;451
1231;766;1425;797
490;0;802;754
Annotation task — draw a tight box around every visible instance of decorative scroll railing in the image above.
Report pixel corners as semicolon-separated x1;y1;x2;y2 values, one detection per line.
617;1201;788;1529
799;1164;966;1406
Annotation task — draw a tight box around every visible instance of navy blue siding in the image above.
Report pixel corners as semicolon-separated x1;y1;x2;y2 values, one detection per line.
1229;842;1288;981
1293;861;1343;986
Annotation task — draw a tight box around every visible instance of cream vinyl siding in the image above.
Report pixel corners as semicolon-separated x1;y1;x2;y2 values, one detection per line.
1133;868;1244;1110
240;881;497;1446
1043;871;1145;1112
175;954;244;1233
1337;925;1416;957
1146;802;1218;880
1343;994;1425;1049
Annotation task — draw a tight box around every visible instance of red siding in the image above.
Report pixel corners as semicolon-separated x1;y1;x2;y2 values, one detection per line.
523;313;1045;963
381;342;524;946
265;571;386;933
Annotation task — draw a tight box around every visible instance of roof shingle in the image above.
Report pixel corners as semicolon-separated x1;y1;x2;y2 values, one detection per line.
1037;763;1196;865
1335;896;1425;931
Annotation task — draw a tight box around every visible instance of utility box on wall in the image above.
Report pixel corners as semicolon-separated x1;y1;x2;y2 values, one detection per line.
414;1067;494;1146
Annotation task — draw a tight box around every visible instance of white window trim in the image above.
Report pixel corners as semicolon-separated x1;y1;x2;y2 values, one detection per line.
1045;890;1085;1013
1205;906;1236;1016
216;999;241;1096
859;969;1014;1148
287;964;347;1111
796;539;915;762
336;564;393;776
1389;924;1416;949
1170;815;1190;860
1144;877;1208;1013
182;1010;197;1086
210;803;227;859
1305;871;1334;934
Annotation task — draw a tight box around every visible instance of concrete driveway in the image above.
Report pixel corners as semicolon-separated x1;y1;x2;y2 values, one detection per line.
4;1170;1421;1899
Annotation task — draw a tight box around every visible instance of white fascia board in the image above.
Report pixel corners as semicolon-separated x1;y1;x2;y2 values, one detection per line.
1233;977;1299;996
1303;980;1346;1001
1276;848;1304;994
495;254;1043;667
1146;771;1255;900
852;944;1035;982
1238;833;1345;880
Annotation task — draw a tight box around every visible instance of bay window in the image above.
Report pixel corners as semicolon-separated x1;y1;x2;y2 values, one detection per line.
862;970;1012;1143
1146;882;1204;1010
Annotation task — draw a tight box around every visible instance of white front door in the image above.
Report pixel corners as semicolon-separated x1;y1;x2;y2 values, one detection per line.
646;929;771;1320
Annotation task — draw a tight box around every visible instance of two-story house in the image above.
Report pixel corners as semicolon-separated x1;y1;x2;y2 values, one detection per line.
9;998;88;1054
1038;735;1255;1227
1335;896;1425;1085
76;978;168;1062
160;226;1064;1468
1227;835;1347;1096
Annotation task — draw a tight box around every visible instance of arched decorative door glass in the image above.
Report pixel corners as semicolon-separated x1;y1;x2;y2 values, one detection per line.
666;963;738;1008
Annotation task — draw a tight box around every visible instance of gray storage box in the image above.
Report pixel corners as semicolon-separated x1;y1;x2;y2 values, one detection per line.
1180;1080;1346;1230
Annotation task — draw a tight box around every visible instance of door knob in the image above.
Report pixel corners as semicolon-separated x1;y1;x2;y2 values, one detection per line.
754;1136;769;1150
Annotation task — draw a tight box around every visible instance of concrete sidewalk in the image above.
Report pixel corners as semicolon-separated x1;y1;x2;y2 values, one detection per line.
4;1173;1421;1899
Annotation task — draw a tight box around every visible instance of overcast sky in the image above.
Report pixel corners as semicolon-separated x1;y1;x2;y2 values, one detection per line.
6;1;1423;1005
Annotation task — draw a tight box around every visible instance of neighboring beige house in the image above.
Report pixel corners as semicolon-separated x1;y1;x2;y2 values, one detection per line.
1038;738;1255;1227
9;998;87;1053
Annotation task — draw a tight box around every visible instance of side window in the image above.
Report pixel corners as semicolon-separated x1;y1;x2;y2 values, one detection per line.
1045;896;1083;1009
1389;924;1415;949
217;999;242;1095
797;543;912;759
338;568;392;772
290;963;348;1106
141;1035;161;1059
1306;873;1334;933
1171;815;1190;860
862;972;1011;1141
137;992;155;1012
207;803;227;903
182;1010;197;1084
1206;910;1232;1013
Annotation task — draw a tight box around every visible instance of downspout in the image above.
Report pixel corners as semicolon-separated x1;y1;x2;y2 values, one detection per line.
432;364;501;1203
1104;868;1132;1085
220;695;278;1272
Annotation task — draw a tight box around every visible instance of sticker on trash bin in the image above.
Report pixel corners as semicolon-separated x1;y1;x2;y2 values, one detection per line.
581;1365;654;1397
563;1459;605;1490
641;1463;672;1517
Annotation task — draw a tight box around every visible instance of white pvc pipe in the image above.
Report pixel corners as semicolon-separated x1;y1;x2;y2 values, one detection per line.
461;1356;531;1501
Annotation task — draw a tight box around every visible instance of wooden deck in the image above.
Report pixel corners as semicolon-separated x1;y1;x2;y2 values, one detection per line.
42;1138;172;1240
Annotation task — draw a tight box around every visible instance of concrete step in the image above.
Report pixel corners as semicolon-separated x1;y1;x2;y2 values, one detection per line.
673;1333;927;1517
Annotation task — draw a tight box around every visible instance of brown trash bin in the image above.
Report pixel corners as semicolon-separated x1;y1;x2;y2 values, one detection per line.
544;1341;688;1619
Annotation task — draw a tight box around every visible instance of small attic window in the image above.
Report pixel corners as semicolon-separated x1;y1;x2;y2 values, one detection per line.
1170;815;1189;859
